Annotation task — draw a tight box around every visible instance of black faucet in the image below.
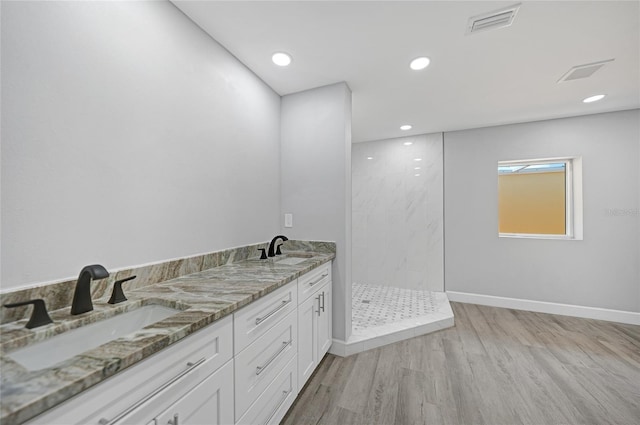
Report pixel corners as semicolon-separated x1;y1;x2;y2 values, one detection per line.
70;264;109;315
268;235;289;257
4;299;53;329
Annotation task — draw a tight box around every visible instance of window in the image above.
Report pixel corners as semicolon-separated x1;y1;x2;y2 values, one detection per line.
498;157;583;239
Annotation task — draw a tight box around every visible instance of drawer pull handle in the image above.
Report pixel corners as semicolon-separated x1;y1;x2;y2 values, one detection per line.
256;340;292;375
263;389;291;425
316;295;321;317
168;413;179;425
321;291;326;313
98;358;205;425
255;299;291;325
309;273;328;287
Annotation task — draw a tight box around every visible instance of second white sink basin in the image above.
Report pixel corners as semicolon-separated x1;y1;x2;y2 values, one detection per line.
7;305;179;371
274;252;315;265
276;257;308;265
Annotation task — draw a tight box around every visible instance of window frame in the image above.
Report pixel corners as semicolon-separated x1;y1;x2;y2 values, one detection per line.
497;156;583;241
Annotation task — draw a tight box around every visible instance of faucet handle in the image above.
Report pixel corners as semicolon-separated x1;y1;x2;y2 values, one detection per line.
275;244;283;255
108;275;137;305
4;299;53;329
258;248;268;260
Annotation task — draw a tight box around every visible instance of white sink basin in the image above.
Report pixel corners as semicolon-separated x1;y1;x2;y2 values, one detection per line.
275;257;308;265
7;305;179;371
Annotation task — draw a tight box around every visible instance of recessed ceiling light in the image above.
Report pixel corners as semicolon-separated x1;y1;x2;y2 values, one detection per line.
367;156;373;160
414;167;421;170
414;158;422;161
400;125;412;131
403;142;413;146
583;94;606;103
272;52;292;66
410;57;430;71
415;174;421;177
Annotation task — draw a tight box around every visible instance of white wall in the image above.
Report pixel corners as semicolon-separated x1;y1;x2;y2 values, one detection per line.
281;82;352;341
0;1;281;290
352;133;444;291
445;110;640;313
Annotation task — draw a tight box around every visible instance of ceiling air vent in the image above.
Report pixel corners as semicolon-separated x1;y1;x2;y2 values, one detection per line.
466;3;521;35
557;59;615;83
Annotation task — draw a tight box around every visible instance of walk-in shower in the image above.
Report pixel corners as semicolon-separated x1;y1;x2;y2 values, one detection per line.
351;282;452;340
349;133;453;351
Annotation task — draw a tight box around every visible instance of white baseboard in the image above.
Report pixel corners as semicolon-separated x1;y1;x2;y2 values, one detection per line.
446;291;640;326
328;339;350;357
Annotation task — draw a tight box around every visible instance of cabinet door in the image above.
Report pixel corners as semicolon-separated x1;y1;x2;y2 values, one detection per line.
317;283;332;359
297;291;319;389
153;360;234;425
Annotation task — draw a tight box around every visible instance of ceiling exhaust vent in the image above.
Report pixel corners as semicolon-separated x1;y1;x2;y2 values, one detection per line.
557;59;615;83
466;3;521;35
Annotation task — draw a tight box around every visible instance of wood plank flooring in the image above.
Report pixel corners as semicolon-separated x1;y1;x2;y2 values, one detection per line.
282;302;640;425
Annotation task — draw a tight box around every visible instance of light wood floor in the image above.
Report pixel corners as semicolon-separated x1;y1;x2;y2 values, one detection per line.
282;302;640;425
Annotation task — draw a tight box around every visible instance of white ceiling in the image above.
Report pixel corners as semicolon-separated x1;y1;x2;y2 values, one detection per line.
172;1;640;143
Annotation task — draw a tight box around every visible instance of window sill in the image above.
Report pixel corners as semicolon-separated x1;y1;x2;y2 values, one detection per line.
499;233;582;241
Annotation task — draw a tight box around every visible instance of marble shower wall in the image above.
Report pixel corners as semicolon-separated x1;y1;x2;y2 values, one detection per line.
352;133;444;291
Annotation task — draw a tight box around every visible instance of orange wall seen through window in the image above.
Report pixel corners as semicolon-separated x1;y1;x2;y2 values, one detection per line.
498;171;566;234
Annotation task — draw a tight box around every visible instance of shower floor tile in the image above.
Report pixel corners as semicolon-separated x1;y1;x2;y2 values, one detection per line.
352;282;444;331
337;283;455;355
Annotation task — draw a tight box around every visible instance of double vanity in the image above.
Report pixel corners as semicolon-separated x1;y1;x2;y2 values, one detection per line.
0;241;335;425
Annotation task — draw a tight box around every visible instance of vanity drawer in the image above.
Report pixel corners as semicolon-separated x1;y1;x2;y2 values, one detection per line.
297;263;331;304
109;358;233;425
234;309;297;420
236;356;297;425
26;315;233;425
233;281;297;353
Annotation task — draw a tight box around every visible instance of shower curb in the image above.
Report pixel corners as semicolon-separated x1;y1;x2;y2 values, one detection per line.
329;312;455;357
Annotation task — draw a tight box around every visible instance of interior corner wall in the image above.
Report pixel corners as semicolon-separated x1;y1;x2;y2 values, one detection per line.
444;109;640;313
280;82;352;342
0;1;281;290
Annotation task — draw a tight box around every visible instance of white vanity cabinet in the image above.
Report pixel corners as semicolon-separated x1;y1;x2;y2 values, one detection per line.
297;264;332;389
25;315;234;425
23;260;334;425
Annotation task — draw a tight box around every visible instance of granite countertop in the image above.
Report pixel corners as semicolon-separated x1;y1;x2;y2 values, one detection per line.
0;250;334;425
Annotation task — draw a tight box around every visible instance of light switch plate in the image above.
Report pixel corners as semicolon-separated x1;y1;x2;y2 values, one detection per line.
284;213;293;228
